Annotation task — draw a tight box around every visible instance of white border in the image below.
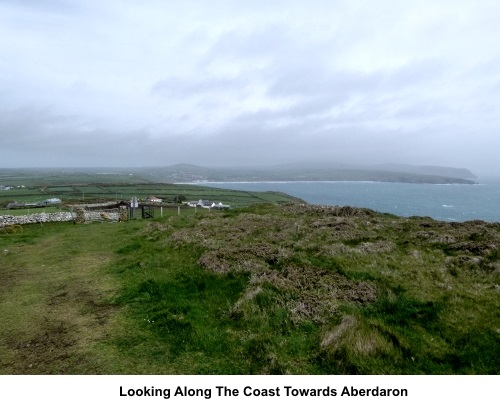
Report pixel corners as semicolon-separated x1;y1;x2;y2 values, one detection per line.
1;375;496;404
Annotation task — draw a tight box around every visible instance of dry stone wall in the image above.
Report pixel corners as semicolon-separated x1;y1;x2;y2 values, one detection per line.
72;202;118;209
83;210;120;222
0;209;120;228
0;212;75;227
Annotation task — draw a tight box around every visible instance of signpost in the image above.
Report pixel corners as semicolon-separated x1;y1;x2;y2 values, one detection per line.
130;196;138;219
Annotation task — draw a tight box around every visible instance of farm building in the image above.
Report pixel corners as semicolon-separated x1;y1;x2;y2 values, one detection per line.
186;199;230;209
36;198;62;206
211;202;230;210
145;196;162;203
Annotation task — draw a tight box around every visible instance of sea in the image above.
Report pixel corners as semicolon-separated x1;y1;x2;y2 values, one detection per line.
200;177;500;223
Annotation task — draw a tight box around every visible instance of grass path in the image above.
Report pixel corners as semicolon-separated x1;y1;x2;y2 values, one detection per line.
0;221;127;374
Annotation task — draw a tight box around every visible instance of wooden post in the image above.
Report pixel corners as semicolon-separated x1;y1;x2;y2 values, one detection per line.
119;206;128;222
75;208;86;224
178;206;180;216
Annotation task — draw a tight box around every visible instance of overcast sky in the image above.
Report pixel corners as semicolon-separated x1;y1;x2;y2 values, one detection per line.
1;0;500;173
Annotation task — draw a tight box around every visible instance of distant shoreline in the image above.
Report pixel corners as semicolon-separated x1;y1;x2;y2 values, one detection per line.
175;180;479;185
178;179;500;222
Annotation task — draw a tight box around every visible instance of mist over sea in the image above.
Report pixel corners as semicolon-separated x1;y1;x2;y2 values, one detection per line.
203;177;500;223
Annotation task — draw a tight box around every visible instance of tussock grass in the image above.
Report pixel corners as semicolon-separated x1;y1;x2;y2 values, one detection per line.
319;315;396;374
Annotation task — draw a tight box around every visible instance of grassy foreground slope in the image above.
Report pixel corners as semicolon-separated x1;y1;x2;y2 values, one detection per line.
1;204;499;374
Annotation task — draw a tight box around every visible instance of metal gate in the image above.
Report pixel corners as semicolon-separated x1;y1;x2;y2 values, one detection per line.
141;206;154;219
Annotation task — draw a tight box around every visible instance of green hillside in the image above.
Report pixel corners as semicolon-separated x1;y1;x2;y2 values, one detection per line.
0;167;301;210
1;203;498;374
137;164;477;184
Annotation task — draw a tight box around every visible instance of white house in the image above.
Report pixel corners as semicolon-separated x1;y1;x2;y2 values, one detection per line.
211;202;230;210
146;196;162;203
185;199;230;209
36;198;62;206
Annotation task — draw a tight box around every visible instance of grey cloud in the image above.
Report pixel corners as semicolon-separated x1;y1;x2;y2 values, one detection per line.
232;62;446;128
4;0;82;14
0;107;143;165
390;99;452;120
207;24;296;61
151;76;243;97
383;60;447;88
268;60;447;101
1;102;498;174
1;1;500;173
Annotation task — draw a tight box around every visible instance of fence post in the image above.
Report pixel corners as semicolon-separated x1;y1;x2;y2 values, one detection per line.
119;206;128;222
75;208;85;224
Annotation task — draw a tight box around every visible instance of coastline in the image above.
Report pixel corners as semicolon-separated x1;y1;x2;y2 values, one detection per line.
176;179;500;223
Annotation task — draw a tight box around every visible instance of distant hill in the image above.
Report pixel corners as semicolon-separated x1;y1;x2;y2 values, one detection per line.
370;164;477;179
137;163;477;185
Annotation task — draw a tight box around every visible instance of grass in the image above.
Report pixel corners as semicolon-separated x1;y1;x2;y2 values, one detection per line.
0;221;124;373
1;182;299;209
0;168;302;208
1;203;499;374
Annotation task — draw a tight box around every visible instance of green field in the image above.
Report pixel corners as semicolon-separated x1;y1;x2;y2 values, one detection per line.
1;202;499;374
0;168;301;210
0;168;148;187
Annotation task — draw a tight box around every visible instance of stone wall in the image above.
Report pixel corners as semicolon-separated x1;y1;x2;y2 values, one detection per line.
0;212;75;227
83;210;120;222
69;202;119;209
0;209;120;228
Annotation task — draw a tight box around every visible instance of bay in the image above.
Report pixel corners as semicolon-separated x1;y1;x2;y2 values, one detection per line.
201;177;500;223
